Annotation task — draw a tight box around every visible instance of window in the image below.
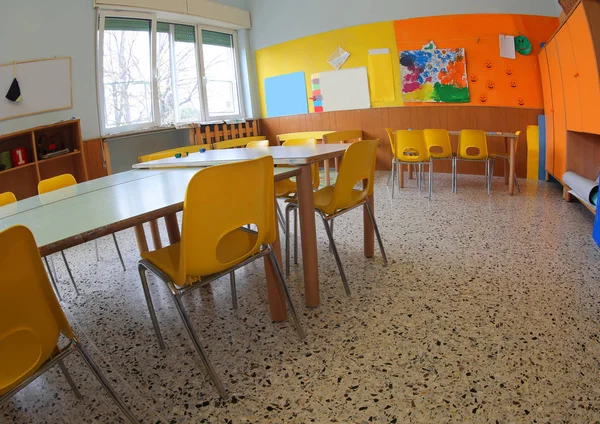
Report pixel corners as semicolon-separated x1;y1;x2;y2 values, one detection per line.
98;12;244;135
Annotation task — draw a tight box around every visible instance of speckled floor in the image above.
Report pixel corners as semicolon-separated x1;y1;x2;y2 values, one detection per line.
2;172;600;423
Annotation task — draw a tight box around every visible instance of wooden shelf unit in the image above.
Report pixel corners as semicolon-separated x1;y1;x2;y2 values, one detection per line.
0;119;88;200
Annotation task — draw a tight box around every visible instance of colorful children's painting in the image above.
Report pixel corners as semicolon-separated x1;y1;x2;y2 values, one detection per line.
400;43;469;103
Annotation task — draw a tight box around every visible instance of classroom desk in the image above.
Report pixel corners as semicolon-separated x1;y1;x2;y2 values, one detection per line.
0;167;300;322
449;131;519;195
133;144;370;310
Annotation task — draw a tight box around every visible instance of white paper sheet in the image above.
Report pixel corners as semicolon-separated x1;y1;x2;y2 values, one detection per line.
499;35;516;59
319;67;371;112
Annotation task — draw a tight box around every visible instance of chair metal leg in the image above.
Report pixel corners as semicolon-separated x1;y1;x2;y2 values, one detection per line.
293;207;298;265
172;294;228;399
112;233;126;271
229;272;238;309
138;265;165;350
95;240;100;262
44;256;62;301
276;202;286;233
319;213;350;296
391;159;397;199
428;160;433;200
73;339;139;423
365;200;388;266
285;204;292;276
268;248;306;340
60;250;79;296
487;160;492;196
515;172;521;193
452;157;457;193
57;359;82;399
490;157;496;191
387;160;393;185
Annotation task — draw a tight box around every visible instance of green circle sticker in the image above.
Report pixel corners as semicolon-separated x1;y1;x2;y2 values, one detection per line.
515;35;532;56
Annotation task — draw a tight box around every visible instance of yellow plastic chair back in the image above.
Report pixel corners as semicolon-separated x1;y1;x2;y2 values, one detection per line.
280;138;319;190
322;131;363;144
423;129;453;159
246;140;269;148
38;174;77;194
276;131;332;146
0;225;74;396
319;140;378;215
458;130;488;160
394;130;429;162
0;191;17;206
170;156;275;286
214;136;265;150
385;128;395;156
514;130;522;156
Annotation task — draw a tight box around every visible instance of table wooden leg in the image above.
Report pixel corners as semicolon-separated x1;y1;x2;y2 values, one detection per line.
408;164;414;180
324;159;331;186
509;137;516;195
164;214;181;244
264;201;287;322
297;164;320;308
134;224;149;254
399;164;405;188
364;186;375;258
149;220;162;249
504;137;510;185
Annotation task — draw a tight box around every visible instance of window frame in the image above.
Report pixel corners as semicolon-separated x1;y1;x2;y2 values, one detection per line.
196;25;245;121
97;11;245;136
98;10;159;135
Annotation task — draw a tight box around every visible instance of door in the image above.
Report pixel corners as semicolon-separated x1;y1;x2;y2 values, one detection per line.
556;25;583;132
546;39;567;182
539;48;555;176
568;2;600;135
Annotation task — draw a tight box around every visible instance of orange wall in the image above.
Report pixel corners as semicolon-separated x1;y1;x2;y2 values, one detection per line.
395;14;559;108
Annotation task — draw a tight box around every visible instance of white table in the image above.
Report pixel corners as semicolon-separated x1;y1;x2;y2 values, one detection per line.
448;131;520;195
133;144;367;311
0;167;300;321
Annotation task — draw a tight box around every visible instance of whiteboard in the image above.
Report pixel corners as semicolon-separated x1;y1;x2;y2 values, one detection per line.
319;67;371;112
0;57;72;122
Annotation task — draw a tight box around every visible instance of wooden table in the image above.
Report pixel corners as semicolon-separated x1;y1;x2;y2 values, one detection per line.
449;131;520;195
132;144;373;310
0;168;300;322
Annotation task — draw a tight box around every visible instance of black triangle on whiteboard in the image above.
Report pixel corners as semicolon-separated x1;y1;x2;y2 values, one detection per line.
6;78;22;102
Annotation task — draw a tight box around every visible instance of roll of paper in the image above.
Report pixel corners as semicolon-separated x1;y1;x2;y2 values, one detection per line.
563;171;599;206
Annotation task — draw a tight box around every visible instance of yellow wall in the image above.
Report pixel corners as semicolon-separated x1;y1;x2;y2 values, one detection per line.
255;21;404;118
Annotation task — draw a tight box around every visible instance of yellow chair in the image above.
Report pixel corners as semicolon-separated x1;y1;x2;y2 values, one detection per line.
456;130;491;195
274;138;320;274
276;131;332;146
38;174;126;298
137;156;304;399
214;136;265;149
489;131;522;193
245;139;269;148
285;140;388;295
423;129;456;194
393;130;433;200
0;191;17;206
0;225;137;423
322;131;363;184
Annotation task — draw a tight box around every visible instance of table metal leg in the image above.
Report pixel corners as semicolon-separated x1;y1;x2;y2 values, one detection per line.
134;224;149;254
164;214;181;244
364;187;375;258
263;202;287;322
504;137;510;185
149;220;162;249
297;164;320;308
509;137;516;195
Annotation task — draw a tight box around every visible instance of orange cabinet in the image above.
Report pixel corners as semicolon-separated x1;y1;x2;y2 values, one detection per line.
539;48;555;176
556;25;582;132
546;39;567;182
568;2;600;135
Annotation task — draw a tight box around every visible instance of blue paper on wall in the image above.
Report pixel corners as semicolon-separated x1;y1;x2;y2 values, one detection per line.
538;115;547;181
264;72;309;118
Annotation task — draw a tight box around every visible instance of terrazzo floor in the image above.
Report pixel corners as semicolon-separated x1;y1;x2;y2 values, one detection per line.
2;172;600;423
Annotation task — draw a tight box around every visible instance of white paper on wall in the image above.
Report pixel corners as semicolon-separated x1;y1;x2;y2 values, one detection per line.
319;67;371;112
